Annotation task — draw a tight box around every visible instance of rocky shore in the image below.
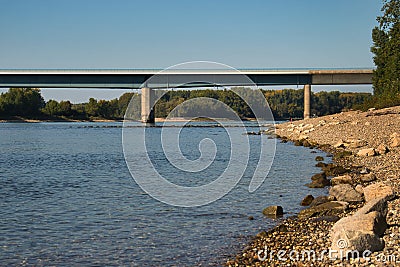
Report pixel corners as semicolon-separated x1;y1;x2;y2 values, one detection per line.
227;106;400;266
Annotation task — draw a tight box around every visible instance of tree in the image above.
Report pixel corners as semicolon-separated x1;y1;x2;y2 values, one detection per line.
59;100;72;116
85;98;99;117
42;99;61;116
371;0;400;97
0;88;44;116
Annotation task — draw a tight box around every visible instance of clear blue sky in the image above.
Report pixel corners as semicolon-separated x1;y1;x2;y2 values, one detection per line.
0;0;382;102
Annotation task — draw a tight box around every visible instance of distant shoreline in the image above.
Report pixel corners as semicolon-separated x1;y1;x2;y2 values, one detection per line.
0;116;267;123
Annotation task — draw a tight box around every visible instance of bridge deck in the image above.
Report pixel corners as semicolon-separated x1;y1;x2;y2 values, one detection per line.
0;69;373;88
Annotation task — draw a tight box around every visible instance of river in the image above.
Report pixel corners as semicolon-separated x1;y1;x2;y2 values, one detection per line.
0;122;328;266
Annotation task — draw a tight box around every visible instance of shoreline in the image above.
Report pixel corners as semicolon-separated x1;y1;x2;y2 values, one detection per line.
227;106;400;266
0;117;258;123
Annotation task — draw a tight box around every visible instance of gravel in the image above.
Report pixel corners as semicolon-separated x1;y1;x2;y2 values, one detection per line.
226;106;400;266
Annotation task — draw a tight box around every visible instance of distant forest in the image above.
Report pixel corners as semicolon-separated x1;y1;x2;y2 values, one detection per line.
0;87;372;121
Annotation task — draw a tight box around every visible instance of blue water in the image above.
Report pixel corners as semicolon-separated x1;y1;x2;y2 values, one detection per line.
0;122;327;266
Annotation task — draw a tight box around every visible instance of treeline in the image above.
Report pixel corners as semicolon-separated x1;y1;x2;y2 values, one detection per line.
0;88;135;120
0;87;371;120
154;88;371;119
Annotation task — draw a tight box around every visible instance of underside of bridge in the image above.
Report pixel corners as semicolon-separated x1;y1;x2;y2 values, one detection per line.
0;69;373;122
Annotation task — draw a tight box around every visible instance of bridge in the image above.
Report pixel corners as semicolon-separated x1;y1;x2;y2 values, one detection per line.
0;69;373;122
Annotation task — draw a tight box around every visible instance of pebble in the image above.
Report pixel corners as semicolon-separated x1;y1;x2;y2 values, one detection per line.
228;107;400;266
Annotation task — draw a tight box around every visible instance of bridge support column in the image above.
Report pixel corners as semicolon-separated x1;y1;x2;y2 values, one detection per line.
304;84;311;119
141;87;155;123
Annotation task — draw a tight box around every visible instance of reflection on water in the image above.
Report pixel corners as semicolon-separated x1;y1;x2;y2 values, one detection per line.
0;122;327;266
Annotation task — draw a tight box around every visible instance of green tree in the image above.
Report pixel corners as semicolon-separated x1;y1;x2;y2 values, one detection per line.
0;88;44;116
59;100;72;116
42;99;61;116
85;98;99;117
371;0;400;97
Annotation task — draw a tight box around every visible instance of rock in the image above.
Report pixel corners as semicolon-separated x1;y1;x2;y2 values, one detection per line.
322;164;348;176
332;211;387;236
311;215;340;223
300;195;314;206
248;216;254;220
311;172;326;181
390;132;399;138
355;197;388;217
391;136;400;147
330;203;388;259
363;182;395;202
315;156;324;161
334;139;346;148
315;162;327;168
298;201;348;219
330;227;384;258
360;173;376;183
294;140;302;146
357;148;376;157
376;143;389;154
331;174;353;185
306;173;331;188
348;139;367;149
329;184;363;203
355;184;364;194
359;166;370;174
310;196;330;207
302;139;311;147
365;121;371;126
262;205;283;217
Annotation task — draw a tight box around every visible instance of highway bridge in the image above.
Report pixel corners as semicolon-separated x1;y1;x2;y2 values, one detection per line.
0;69;373;122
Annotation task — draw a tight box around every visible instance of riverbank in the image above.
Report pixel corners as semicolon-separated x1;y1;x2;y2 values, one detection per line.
227;106;400;266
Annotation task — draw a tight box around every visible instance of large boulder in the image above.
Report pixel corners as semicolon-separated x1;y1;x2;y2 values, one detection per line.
332;211;387;236
298;201;348;219
262;205;283;217
363;182;395;202
330;197;388;258
329;184;364;203
330;229;385;259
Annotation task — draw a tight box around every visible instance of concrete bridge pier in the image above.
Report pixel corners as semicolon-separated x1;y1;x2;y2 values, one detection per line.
303;84;311;119
141;87;155;123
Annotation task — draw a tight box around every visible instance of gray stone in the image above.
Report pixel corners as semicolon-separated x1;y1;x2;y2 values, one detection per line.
329;184;364;203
